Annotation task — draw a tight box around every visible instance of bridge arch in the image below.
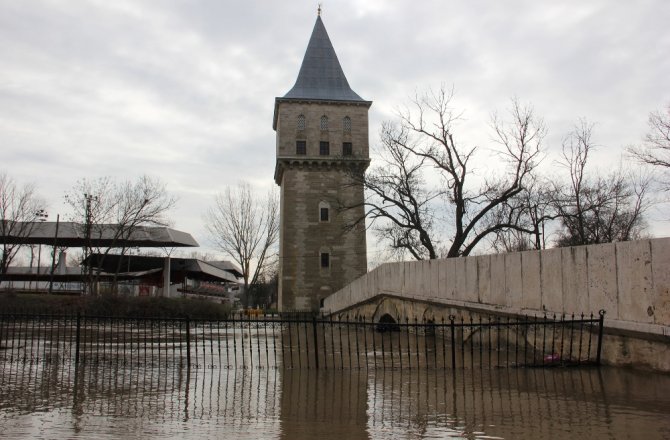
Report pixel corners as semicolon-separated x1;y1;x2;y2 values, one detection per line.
461;319;531;350
422;307;437;335
421;307;437;322
376;313;400;332
372;298;400;324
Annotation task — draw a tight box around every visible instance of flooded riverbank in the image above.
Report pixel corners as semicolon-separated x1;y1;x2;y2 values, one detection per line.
1;358;669;439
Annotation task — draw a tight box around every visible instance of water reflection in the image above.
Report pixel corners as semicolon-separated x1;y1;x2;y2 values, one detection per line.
280;370;369;439
1;358;669;439
0;360;283;439
365;367;670;439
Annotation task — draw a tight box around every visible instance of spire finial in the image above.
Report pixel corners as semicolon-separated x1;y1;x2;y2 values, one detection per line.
317;3;322;16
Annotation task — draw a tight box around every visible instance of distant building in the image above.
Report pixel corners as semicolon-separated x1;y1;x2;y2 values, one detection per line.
1;252;243;302
273;13;370;311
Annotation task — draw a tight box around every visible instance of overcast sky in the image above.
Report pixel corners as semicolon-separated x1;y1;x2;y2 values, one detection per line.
2;0;669;261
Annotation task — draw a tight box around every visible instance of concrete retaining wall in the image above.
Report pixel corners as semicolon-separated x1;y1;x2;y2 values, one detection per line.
324;238;670;338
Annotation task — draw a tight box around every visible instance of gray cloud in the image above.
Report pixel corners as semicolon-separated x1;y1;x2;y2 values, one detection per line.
1;0;669;250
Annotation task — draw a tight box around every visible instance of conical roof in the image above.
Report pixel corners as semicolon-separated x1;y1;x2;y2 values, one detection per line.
282;16;365;102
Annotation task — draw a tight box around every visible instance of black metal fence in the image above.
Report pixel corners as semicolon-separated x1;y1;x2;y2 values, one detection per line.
0;311;605;371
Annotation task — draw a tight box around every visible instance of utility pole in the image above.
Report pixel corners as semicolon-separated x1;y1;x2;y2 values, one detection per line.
83;194;97;295
35;209;48;291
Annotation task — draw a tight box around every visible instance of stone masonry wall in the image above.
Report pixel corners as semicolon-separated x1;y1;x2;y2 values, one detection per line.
324;238;670;336
279;165;367;311
323;238;670;370
276;101;369;159
275;100;370;311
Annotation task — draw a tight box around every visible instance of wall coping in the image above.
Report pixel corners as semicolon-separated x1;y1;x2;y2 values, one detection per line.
323;238;670;340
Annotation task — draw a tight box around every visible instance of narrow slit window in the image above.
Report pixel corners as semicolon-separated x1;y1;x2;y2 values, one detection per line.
319;201;331;222
343;142;353;156
297;114;306;130
320;115;328;131
320;252;330;268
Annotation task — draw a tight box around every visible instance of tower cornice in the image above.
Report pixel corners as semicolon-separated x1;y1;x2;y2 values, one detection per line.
274;157;370;185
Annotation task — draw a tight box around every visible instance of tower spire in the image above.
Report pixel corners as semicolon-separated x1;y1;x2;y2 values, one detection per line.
281;14;365;102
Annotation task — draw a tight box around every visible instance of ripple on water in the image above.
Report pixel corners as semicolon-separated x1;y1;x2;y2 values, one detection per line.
1;360;670;439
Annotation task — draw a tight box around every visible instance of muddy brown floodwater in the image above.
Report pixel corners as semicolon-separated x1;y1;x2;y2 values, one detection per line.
1;356;669;439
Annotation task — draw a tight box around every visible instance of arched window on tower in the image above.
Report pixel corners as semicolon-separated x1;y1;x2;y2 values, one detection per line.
343;116;352;132
297;114;306;130
320;115;329;131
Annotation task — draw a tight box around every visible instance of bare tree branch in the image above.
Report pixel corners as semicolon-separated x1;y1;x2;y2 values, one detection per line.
343;122;443;260
0;171;45;276
554;122;650;246
64;175;176;294
488;175;559;252
345;88;545;259
204;182;279;307
628;103;670;190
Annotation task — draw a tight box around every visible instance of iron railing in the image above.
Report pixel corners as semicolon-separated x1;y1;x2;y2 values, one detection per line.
0;311;605;371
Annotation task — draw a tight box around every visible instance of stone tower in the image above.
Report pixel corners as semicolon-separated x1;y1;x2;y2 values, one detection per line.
273;14;370;311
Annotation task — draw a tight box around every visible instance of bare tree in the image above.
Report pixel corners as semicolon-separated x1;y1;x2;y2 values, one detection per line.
0;172;45;276
628;104;670;189
247;261;278;309
351;88;545;259
204;183;279;308
488;175;558;252
346;122;443;260
64;175;176;294
554;121;649;246
181;250;218;261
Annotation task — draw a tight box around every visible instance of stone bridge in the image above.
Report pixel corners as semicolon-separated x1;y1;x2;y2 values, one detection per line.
323;238;670;372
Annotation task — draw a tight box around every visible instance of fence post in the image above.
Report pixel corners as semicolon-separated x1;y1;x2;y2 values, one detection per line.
75;312;82;365
449;315;456;370
185;316;191;368
312;316;319;370
595;309;606;366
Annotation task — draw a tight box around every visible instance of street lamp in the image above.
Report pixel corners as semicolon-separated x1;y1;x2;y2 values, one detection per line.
48;214;60;295
35;210;48;280
27;209;48;291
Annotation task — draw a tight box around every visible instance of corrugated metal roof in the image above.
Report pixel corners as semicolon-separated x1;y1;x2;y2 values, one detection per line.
207;261;244;278
82;254;240;283
191;260;240;283
0;221;199;247
282;16;365;102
